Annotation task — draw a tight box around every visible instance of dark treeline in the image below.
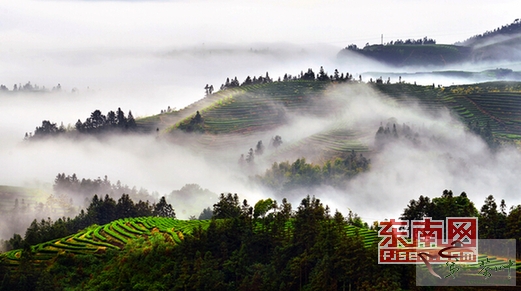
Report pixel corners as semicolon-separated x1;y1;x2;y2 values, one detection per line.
255;153;370;193
217;67;356;93
346;36;436;51
26;107;137;140
2;193;175;252
75;107;136;134
219;72;273;91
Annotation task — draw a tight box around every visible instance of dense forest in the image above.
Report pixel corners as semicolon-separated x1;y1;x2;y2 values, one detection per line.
254;153;370;194
1;190;520;290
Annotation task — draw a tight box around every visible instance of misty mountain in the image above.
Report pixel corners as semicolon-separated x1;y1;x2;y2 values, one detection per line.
460;18;521;47
338;19;521;67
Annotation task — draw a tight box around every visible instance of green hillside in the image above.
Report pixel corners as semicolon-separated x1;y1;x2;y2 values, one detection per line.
339;20;521;66
372;81;521;146
171;81;331;134
1;217;212;267
138;80;521;157
150;81;372;162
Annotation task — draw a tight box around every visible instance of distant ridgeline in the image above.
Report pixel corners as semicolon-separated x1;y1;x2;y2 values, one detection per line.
0;82;67;93
339;19;521;66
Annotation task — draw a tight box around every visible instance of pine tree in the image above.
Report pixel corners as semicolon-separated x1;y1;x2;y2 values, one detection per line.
213;193;241;219
116;107;127;128
127;111;136;130
154;197;176;218
255;140;264;155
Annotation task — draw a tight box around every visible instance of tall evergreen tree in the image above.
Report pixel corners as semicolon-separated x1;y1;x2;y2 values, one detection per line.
154;196;176;218
116;107;127;128
105;110;116;128
127;111;136;130
213;193;241;219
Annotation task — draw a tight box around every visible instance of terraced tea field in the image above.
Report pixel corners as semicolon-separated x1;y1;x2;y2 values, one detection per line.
163;81;371;161
173;81;334;135
138;81;521;165
375;82;521;143
0;217;211;267
266;123;371;163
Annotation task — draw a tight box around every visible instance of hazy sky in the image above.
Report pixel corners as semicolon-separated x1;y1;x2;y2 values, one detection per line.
2;0;519;49
2;0;519;110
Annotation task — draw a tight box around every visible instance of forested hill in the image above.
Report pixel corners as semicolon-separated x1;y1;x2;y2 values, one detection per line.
338;44;471;67
1;192;521;290
460;18;521;47
338;19;521;66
